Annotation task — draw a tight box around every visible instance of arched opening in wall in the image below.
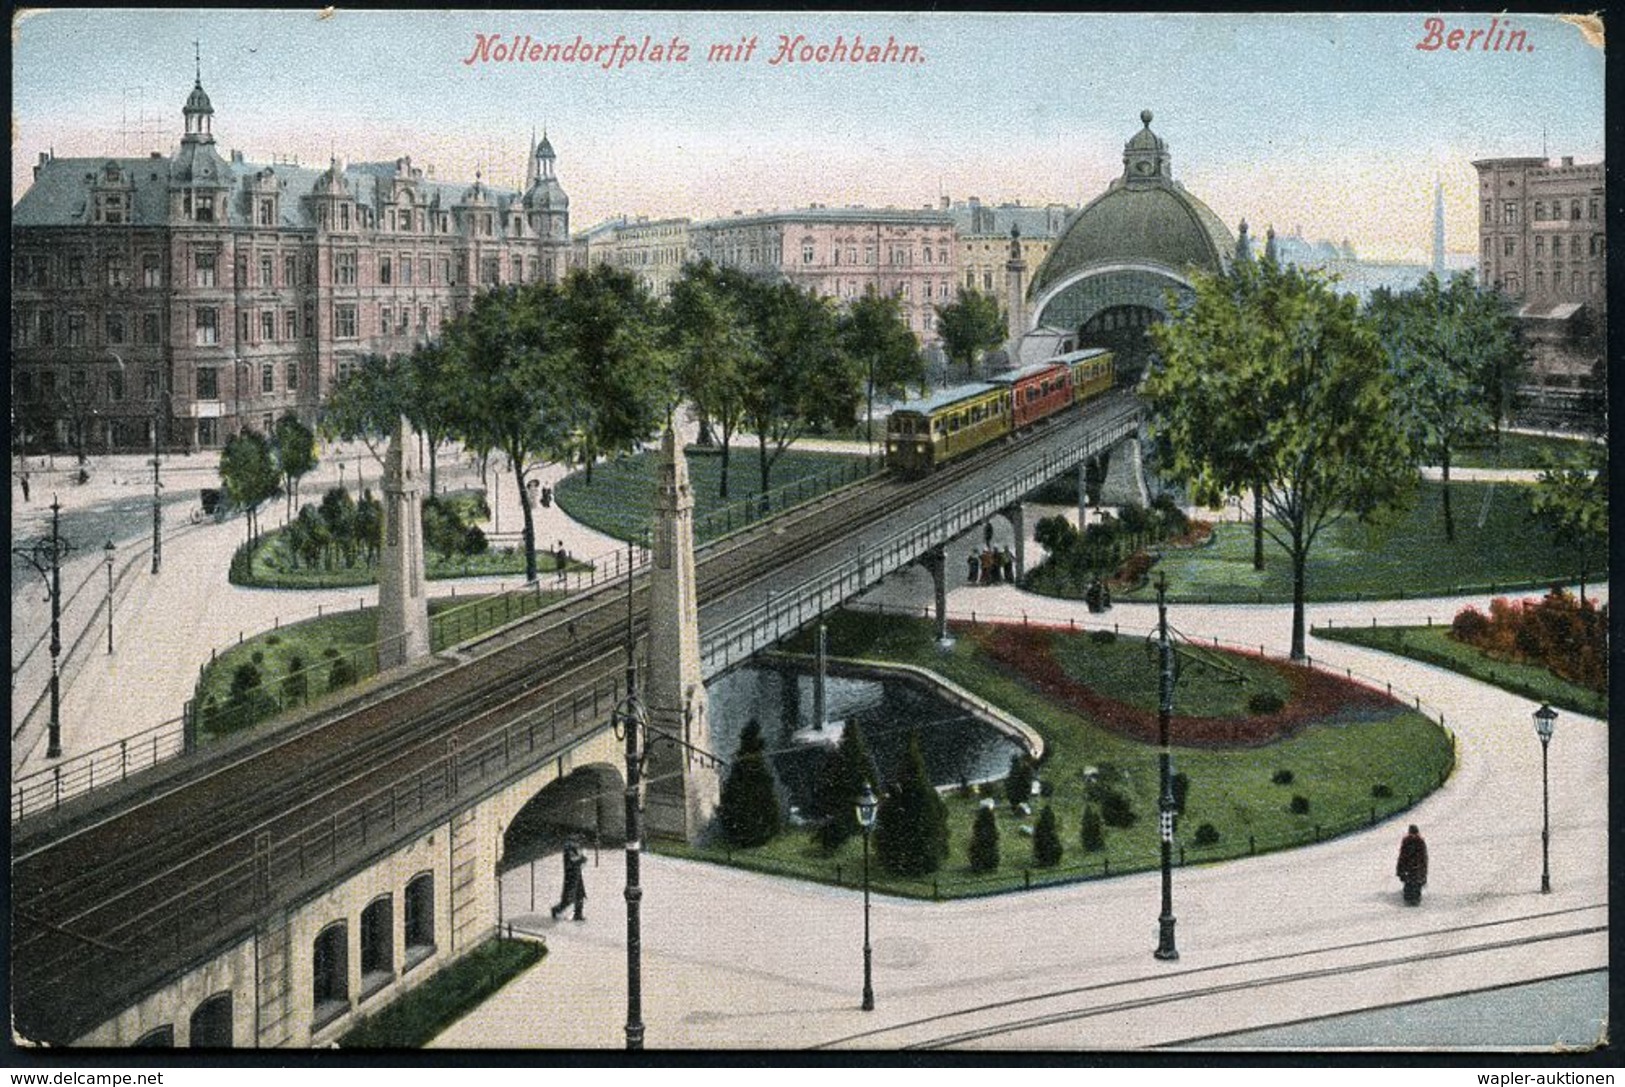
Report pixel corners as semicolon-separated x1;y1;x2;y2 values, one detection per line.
188;992;233;1048
1079;305;1164;384
359;896;394;1000
132;1025;174;1048
499;764;624;922
404;871;435;971
311;921;349;1030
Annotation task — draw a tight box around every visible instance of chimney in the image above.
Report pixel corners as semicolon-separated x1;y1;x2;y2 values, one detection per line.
231;149;244;164
940;194;950;209
150;151;162;159
1562;155;1574;167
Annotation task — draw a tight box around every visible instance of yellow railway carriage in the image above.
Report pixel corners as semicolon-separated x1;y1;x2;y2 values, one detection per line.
886;382;1013;475
1057;347;1116;404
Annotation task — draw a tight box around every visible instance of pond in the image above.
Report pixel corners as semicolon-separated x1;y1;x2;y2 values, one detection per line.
707;662;1026;813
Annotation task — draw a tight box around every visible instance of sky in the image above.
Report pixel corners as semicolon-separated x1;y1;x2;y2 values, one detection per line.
11;9;1607;263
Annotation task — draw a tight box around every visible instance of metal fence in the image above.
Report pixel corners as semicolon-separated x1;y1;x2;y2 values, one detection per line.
12;717;189;822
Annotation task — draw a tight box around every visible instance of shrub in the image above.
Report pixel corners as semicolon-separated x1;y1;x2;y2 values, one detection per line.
1089;628;1117;645
282;655;308;704
1004;754;1036;810
718;721;781;848
1451;605;1491;644
968;806;1000;872
250;650;265;665
323;646;341;659
328;656;359;691
266;634;281;647
813;722;872;851
229;662;262;702
1249;691;1286;715
1193;822;1220;847
1098;787;1137;828
1289;795;1310;815
1271;768;1294;785
875;732;950;877
1080;804;1105;852
1371;783;1393;799
1032;806;1063;868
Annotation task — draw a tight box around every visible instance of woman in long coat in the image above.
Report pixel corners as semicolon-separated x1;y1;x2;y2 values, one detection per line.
1396;825;1428;905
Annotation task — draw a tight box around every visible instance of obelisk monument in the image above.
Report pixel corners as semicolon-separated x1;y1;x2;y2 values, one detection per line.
377;415;430;669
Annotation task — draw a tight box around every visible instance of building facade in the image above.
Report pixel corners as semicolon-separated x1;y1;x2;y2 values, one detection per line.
11;79;572;454
692;206;958;343
947;196;1071;297
575;216;695;297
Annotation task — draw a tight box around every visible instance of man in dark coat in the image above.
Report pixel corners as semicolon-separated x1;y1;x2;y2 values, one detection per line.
1396;825;1428;905
551;839;587;921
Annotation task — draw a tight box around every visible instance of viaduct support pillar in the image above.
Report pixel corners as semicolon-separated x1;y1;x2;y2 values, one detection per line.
1077;461;1090;533
923;546;951;647
1001;503;1026;581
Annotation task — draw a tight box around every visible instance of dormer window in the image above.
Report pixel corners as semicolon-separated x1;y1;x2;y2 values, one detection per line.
400;208;412;232
195;194;215;223
258;199;275;227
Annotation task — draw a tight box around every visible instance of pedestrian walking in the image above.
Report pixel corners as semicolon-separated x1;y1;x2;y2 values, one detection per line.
550;839;587;921
980;549;995;585
1396;824;1428;906
554;540;567;585
19;471;30;503
967;551;979;584
1000;546;1015;583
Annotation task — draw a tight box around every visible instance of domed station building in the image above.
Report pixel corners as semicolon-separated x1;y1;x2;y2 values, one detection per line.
1019;111;1239;378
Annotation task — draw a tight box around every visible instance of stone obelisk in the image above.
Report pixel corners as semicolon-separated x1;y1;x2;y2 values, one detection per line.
377;415;429;670
643;427;719;841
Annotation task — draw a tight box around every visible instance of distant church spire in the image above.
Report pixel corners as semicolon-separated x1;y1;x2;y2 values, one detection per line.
1432;175;1446;279
1264;224;1278;265
1235;219;1253;263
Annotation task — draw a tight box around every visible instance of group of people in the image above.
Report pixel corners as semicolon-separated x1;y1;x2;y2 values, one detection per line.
967;546;1016;586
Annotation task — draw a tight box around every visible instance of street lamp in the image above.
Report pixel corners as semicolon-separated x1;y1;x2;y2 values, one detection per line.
13;498;75;759
1534;703;1557;894
104;539;115;654
614;539;647;1051
856;781;879;1011
1153;573;1179;961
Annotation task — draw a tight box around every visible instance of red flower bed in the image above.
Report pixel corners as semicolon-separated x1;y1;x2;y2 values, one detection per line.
965;623;1403;748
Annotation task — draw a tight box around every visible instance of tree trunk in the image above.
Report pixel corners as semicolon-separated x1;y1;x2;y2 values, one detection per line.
719;433;731;499
1252;483;1265;571
1440;447;1455;543
427;437;439;497
515;458;537;583
758;432;771;495
1290;539;1308;661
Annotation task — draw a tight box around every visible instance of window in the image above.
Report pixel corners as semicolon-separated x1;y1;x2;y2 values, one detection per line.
40;371;56;400
258;199;275;227
304;302;316;338
404;873;435;965
339;204;351;231
196;367;219;400
107;369;124;402
398;308;409;335
1504;238;1516;257
17;253;50;287
400;208;413;232
983;272;993;291
195;307;218;345
379;255;392;285
107;257;130;289
864;246;875;264
286;361;299;390
1590;235;1604;257
65;313;87;347
511;256;523;282
1535;270;1544;293
420;258;430;285
1535;236;1544;256
260;311;275;342
360;897;394;998
140;311;160;346
335;305;358;338
1570;199;1582;221
418;306;429;332
1552;270;1562;290
195;194;214;223
198;418;218;447
16;372;34;401
1534;202;1544;221
481;257;499;286
237;311;250;343
1589;198;1600;220
195;251;216;288
312;922;349;1027
189;993;233;1049
381;306;392;334
106;312;127;345
802;242;815;264
400;257;413;285
335;252;357;286
1502;201;1518;224
1552;236;1563;258
261;364;275;393
143;253;163;288
284;309;297;340
284;255;297;287
143;368;158;400
923;247;933;265
440;259;451;285
65;256;86;288
259;256;274;288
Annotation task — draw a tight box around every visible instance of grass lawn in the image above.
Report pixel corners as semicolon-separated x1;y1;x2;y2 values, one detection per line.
1450;432;1600;470
1099;480;1606;604
1314;623;1607;719
664;611;1453;898
338;937;544;1048
555;446;877;544
192;589;560;742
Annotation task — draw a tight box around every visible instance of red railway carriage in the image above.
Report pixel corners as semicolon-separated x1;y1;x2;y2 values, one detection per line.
988;360;1075;429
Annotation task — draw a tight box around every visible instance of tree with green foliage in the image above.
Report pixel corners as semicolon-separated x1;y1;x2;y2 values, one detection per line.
318;487;358;567
874;731;949;878
272;414;319;521
838;288;925;441
667;261;758;498
219;429;280;545
561;264;672;483
1080;804;1105;852
1530;444;1608;605
421;495;470;564
1147;258;1415;659
741;281;855;493
814;720;873;851
1033;805;1063;868
355;490;383;565
442;284;584;583
1004;753;1036;810
968;805;1000;872
935;288;1006;381
718;720;781;848
1369;273;1515;542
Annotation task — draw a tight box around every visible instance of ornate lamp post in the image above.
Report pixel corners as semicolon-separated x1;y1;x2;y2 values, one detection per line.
1153;573;1179;961
150;395;164;575
615;540;647;1050
1534;703;1557;894
856;782;879;1011
14;498;75;758
104;540;115;654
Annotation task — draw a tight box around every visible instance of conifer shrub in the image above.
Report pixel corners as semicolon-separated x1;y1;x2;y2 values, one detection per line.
875;732;949;877
968;806;1000;872
1289;794;1310;815
718;720;781;848
1193;823;1220;847
1032;806;1063;868
1271;768;1294;785
1080;804;1105;852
